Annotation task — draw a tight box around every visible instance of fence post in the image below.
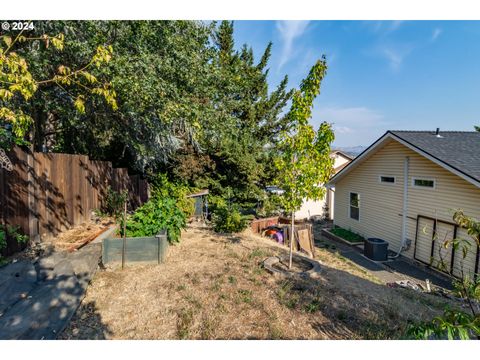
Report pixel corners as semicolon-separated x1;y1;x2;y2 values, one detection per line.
27;150;39;243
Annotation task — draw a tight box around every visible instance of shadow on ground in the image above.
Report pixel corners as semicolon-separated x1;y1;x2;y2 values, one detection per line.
0;243;105;339
58;301;112;339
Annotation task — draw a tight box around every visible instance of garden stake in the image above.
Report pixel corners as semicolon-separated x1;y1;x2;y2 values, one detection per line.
122;199;127;270
157;235;161;265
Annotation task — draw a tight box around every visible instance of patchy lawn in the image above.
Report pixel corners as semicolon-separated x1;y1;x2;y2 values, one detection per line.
60;225;451;340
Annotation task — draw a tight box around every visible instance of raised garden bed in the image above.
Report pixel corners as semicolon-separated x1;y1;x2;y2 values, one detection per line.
321;226;365;246
102;230;168;267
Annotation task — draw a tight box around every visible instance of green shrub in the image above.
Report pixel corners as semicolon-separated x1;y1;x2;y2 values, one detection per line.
0;225;29;261
151;174;194;218
212;205;251;233
121;195;186;243
257;193;283;218
406;308;480;340
208;194;227;214
0;228;6;254
102;187;128;219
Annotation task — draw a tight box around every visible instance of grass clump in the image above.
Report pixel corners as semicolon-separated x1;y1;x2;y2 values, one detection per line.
176;308;194;339
237;289;253;304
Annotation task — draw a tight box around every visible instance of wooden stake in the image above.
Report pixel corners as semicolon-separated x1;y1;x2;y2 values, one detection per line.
289;211;294;269
122;199;127;270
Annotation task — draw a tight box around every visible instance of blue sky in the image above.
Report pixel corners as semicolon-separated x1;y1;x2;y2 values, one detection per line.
232;21;480;147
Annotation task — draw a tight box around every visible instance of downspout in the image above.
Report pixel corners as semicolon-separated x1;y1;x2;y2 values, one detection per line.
390;156;409;259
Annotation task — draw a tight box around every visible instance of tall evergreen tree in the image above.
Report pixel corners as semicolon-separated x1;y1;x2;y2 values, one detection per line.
171;20;293;209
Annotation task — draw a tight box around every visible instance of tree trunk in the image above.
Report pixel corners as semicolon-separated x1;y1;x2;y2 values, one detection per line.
289;210;295;269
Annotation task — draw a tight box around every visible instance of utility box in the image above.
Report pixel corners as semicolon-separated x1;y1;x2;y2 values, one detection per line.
364;238;388;261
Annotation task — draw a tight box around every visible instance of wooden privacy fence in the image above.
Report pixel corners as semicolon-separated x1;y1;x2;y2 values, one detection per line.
0;146;149;255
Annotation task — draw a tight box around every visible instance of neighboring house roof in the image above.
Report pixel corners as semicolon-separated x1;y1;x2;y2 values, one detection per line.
331;150;354;161
187;189;209;198
329;130;480;188
265;185;285;195
333;161;350;173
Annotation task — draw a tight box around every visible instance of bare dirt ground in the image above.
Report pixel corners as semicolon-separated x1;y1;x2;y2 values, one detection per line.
60;225;452;340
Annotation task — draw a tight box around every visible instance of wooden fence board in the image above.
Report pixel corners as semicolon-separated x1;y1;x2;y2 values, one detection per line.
0;147;148;256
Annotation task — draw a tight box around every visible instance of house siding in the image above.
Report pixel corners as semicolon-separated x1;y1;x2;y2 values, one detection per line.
333;138;480;276
295;153;351;220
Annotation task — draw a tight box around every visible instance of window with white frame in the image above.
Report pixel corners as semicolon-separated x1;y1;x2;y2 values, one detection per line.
379;175;396;184
349;192;360;220
412;177;435;189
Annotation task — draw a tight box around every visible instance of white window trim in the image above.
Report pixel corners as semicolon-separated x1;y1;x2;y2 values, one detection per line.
378;175;396;185
411;177;436;189
348;192;360;221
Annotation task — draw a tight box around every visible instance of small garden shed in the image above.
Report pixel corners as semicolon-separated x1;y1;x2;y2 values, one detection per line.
187;189;209;221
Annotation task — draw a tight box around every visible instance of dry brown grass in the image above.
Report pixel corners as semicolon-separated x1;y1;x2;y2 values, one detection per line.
60;226;451;340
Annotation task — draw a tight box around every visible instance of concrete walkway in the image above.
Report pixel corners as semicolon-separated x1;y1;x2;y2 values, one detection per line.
0;243;101;339
316;233;452;290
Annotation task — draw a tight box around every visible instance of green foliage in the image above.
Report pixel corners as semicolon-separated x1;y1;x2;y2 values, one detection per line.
0;228;6;253
1;21;293;215
150;173;194;218
256;193;283;218
0;31;116;150
169;20;293;209
406;308;479;340
330;226;365;243
0;225;29;260
452;275;480;302
9;225;29;244
102;187;128;220
122;195;186;243
208;194;228;213
274;57;335;213
274;57;334;267
212;204;251;234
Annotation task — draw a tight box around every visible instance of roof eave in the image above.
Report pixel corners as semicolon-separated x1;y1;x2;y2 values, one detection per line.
328;131;480;189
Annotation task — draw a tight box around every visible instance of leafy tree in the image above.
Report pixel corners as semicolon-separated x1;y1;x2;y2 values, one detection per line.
3;21;293;215
19;21;213;171
177;20;292;210
275;57;335;268
0;29;116;150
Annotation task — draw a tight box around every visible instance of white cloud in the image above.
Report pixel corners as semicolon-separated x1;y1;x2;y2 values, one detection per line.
276;20;310;69
389;21;404;33
334;126;353;134
431;28;442;42
377;43;414;71
365;20;404;36
311;106;389;146
316;106;385;126
382;47;404;70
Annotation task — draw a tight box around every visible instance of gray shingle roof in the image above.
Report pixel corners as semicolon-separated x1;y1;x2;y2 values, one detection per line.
389;130;480;183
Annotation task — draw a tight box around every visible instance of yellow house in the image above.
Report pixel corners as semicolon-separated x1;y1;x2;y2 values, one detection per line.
328;130;480;278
